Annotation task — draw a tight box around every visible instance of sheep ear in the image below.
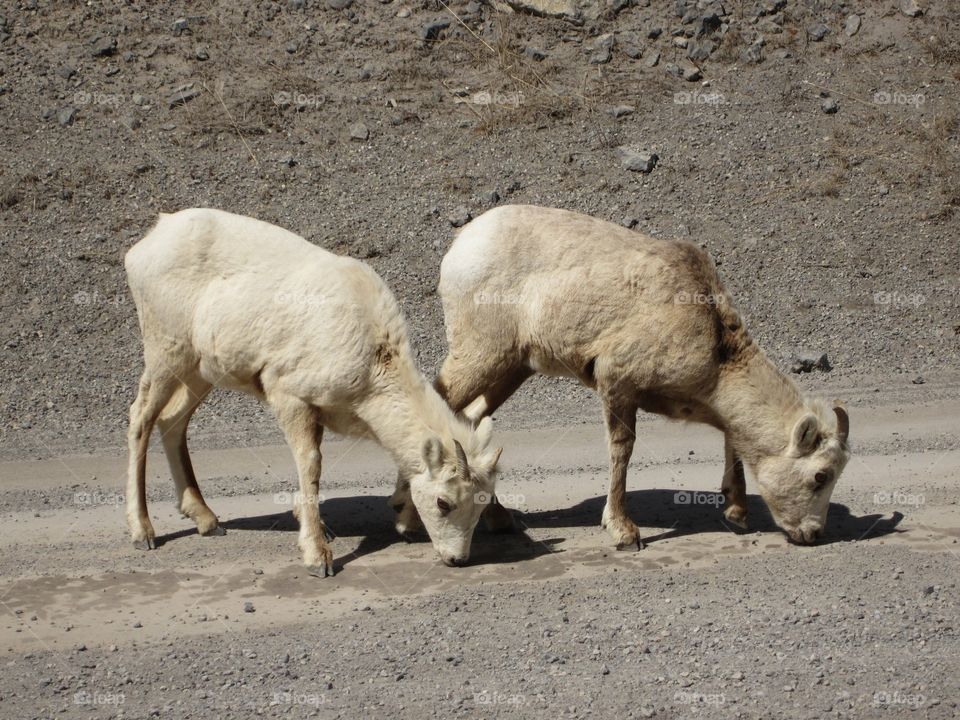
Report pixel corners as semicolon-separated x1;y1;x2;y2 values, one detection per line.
791;414;820;455
475;416;494;449
422;437;444;472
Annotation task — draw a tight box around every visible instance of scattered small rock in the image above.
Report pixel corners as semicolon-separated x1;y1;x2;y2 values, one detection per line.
132;621;142;628
611;105;635;118
57;107;77;127
900;0;922;17
807;23;830;42
243;601;255;613
615;147;658;173
821;98;839;114
195;45;210;60
844;14;861;37
449;207;472;228
912;376;925;385
349;121;369;141
168;86;201;108
790;352;831;374
91;36;117;57
620;217;639;229
55;66;76;80
420;18;450;42
171;17;190;36
682;63;702;82
328;0;353;8
644;50;661;67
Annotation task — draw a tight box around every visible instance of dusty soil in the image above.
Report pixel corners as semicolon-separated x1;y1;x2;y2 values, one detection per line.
1;0;959;718
0;401;959;717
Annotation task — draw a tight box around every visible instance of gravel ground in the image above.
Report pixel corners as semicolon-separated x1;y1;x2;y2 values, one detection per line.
3;545;958;719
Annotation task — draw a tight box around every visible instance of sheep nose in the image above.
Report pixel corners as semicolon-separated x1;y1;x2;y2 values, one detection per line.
442;555;468;567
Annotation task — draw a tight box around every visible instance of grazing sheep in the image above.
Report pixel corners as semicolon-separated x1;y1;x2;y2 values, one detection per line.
403;205;850;548
124;208;501;576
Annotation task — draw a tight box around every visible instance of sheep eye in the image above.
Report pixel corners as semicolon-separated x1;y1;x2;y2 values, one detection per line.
437;498;453;514
814;471;831;489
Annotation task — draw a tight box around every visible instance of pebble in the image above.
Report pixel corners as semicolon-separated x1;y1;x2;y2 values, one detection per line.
243;602;255;613
844;14;861;37
611;105;635;118
91;36;117;57
900;0;922;17
171;18;189;36
168;87;201;108
790;352;831;374
328;0;353;8
821;98;839;114
349;121;369;141
615;147;659;173
807;23;830;42
57;107;77;126
449;207;472;228
644;50;661;67
420;18;450;42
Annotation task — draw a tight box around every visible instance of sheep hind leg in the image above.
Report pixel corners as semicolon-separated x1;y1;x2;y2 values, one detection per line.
127;370;181;550
721;434;749;529
599;397;644;550
156;376;222;537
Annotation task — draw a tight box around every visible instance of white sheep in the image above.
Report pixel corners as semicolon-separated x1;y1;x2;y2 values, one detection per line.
421;204;850;547
124;208;501;576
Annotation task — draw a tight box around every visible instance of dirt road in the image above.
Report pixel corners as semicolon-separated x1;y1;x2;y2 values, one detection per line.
0;395;957;717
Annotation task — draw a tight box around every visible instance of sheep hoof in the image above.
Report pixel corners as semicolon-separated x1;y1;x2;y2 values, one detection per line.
616;537;644;551
723;506;749;530
132;537;156;551
200;525;226;537
307;563;334;578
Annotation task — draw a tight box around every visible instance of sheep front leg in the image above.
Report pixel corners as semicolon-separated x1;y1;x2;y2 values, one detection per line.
599;398;644;550
272;396;334;578
721;435;749;529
